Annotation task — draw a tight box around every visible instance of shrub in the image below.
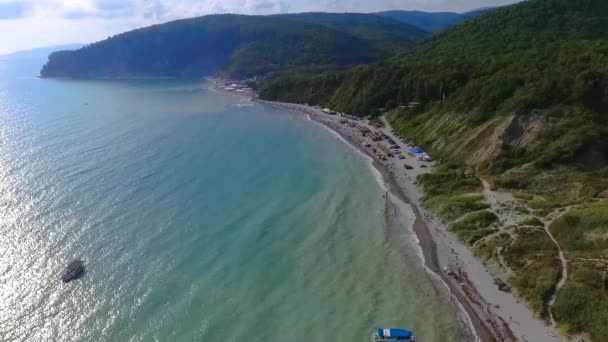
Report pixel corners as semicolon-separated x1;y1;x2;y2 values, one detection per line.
519;216;545;227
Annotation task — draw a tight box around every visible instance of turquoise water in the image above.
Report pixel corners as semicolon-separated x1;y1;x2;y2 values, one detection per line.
0;59;464;341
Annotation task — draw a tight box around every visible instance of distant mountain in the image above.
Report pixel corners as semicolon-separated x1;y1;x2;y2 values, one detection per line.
272;12;427;48
40;13;426;79
2;44;83;60
376;7;496;32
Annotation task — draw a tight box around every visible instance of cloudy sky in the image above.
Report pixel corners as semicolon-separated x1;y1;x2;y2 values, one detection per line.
0;0;522;54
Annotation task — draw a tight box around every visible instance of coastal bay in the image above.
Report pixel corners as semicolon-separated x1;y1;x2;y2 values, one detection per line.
4;1;608;340
256;99;566;342
0;61;465;341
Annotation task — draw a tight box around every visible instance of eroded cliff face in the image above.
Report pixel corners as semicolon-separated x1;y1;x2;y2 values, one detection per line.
472;111;550;165
500;111;549;148
389;106;600;172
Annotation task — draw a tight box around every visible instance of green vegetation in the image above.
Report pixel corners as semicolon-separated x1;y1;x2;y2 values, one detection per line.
493;277;512;293
550;204;608;340
502;228;560;316
258;69;346;105
550;203;608;254
376;8;495;32
417;166;498;244
518;216;544;227
418;165;490;223
474;232;511;263
273;12;426;48
425;194;488;222
350;3;608;334
494;168;608;209
449;211;499;244
261;1;608;336
40;13;427;78
260;0;608;170
417;165;482;197
554;263;608;340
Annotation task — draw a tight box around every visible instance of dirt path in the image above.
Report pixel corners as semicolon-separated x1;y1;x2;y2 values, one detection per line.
480;180;569;328
541;215;568;327
379;116;390;128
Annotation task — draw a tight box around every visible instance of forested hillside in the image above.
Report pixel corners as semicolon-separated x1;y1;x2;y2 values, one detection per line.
376;7;495;32
40;13;426;78
272;12;427;50
262;0;608;170
260;1;608;338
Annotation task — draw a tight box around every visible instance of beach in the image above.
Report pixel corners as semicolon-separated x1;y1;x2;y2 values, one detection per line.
254;100;565;342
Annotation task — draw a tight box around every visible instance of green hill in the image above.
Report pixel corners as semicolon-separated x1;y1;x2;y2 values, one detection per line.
262;0;608;170
272;12;427;48
40;13;426;78
376;8;495;32
259;1;608;338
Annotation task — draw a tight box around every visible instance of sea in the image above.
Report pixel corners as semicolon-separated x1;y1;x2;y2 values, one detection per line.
0;57;465;341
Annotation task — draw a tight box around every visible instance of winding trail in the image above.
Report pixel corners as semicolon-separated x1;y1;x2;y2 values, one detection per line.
480;180;569;327
540;213;568;327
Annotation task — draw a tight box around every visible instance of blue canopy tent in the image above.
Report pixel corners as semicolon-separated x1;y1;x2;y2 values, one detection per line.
377;328;414;339
409;147;423;154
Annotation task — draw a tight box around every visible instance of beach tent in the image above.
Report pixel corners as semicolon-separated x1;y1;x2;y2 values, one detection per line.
409;147;423;154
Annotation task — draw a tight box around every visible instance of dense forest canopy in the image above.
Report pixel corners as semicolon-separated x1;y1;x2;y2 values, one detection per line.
376;7;495;32
40;13;427;78
273;12;427;41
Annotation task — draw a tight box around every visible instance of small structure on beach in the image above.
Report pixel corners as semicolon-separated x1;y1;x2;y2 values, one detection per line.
352;123;371;135
409;147;423;154
368;132;383;141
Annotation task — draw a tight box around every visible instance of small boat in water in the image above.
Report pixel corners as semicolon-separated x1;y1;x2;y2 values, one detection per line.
372;328;416;341
62;260;85;283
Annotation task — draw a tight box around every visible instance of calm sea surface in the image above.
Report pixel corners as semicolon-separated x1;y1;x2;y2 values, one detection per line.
0;58;464;341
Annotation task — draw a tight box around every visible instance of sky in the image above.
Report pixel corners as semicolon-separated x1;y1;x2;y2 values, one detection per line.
0;0;522;55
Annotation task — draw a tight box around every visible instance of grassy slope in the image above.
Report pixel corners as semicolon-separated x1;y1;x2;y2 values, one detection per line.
550;203;608;339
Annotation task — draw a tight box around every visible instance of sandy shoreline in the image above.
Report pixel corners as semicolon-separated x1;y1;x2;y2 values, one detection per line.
253;100;565;342
258;100;492;341
208;79;562;341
